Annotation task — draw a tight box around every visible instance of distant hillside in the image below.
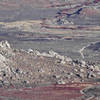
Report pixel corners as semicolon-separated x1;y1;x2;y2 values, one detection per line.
0;0;100;22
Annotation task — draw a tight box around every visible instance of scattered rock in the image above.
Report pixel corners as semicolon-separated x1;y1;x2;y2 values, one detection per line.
0;41;99;87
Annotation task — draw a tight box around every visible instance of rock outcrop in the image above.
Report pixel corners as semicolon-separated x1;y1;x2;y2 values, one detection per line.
0;40;100;87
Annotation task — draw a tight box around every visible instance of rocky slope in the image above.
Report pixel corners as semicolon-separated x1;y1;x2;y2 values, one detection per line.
0;40;100;100
0;40;100;88
0;0;100;100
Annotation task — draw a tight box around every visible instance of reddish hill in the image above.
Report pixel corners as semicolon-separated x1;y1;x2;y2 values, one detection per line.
0;83;100;100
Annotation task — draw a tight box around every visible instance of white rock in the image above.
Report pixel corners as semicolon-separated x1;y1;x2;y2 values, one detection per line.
27;48;33;53
34;50;41;55
80;69;84;72
41;52;53;57
95;66;100;71
81;60;86;66
49;50;58;57
0;40;11;49
57;79;66;84
65;57;72;62
0;54;6;62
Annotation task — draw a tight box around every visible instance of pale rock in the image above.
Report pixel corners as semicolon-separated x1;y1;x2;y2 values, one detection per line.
27;48;34;53
49;50;66;64
40;52;53;57
90;65;95;71
94;66;100;71
49;50;58;57
80;68;84;72
0;54;6;63
34;50;41;55
80;60;86;67
65;57;72;62
74;69;78;72
57;79;66;84
0;40;11;49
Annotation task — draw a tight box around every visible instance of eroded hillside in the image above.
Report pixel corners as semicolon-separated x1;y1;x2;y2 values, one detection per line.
0;0;100;100
0;41;100;99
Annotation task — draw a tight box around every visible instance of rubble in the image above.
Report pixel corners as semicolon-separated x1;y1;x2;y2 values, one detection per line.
0;40;100;87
